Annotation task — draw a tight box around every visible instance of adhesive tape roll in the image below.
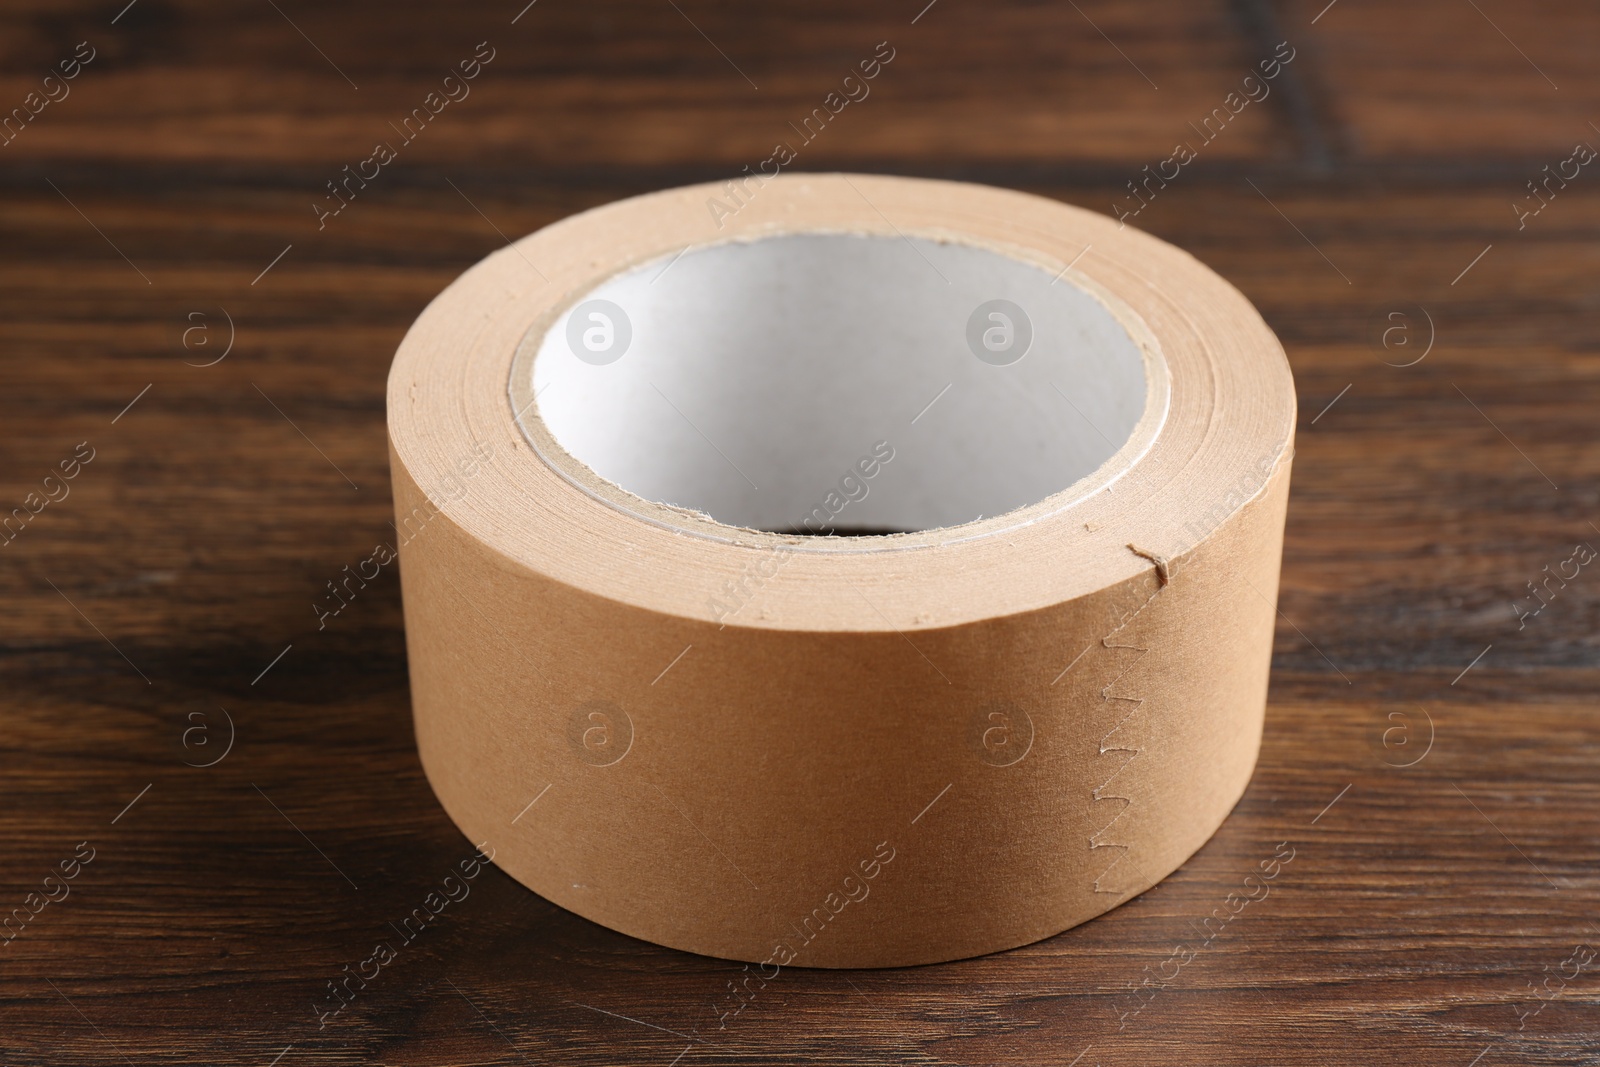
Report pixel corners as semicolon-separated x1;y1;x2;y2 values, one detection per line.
387;173;1295;968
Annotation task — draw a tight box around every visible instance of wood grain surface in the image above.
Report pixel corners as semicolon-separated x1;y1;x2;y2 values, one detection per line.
3;0;1598;1064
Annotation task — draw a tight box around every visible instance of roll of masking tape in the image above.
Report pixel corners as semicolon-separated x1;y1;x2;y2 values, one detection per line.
387;173;1294;969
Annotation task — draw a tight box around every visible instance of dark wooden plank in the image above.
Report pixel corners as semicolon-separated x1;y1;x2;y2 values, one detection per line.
3;0;1600;1064
1292;0;1600;159
0;0;1289;167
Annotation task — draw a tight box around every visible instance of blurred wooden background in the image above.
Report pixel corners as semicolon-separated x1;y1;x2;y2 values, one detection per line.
2;0;1598;1063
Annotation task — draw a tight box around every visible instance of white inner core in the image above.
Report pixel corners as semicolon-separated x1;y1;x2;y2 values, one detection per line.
529;234;1147;534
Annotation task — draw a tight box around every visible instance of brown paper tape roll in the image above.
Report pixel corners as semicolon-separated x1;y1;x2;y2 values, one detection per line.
387;174;1295;968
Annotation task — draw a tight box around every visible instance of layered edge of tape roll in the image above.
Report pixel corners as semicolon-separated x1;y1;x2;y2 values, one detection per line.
386;173;1295;968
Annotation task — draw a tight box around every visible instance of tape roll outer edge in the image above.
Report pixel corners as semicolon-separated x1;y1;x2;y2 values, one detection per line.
387;174;1296;968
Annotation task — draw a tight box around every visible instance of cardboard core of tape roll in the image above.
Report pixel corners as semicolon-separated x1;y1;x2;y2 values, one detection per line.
519;233;1156;537
388;174;1295;969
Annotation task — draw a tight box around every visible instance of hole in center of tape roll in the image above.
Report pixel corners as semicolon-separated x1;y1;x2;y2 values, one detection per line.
518;234;1148;537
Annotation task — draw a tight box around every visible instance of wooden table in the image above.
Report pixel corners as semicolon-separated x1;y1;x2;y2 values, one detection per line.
3;1;1597;1063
